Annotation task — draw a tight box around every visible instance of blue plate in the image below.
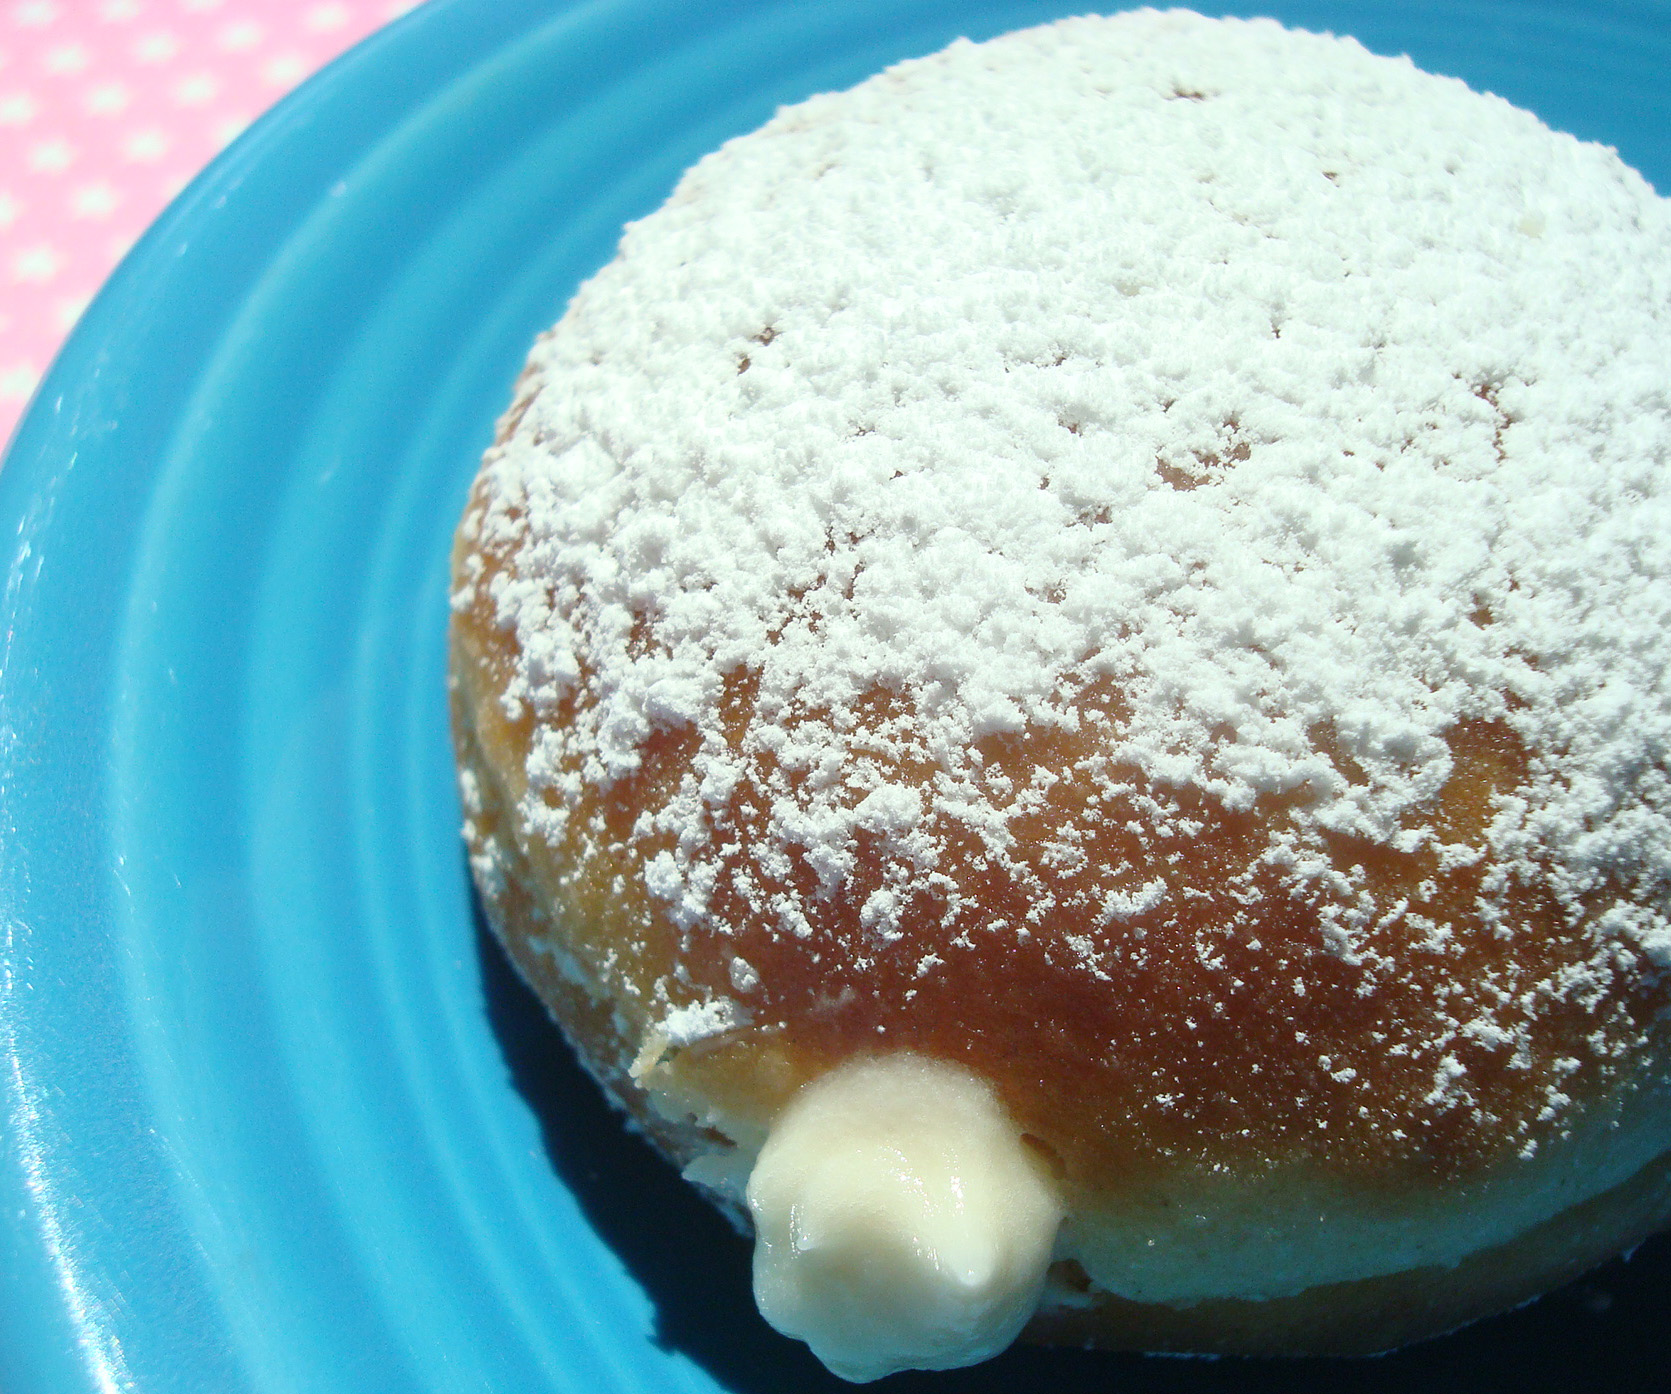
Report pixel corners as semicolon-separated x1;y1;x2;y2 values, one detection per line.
2;2;1668;1391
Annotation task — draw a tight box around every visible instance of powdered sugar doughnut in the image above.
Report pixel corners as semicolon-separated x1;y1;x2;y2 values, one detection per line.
449;9;1671;1379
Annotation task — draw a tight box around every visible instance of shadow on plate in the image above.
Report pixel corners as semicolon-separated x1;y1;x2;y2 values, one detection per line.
475;894;1665;1394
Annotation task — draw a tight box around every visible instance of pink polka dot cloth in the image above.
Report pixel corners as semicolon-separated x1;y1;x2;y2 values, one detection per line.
0;0;419;449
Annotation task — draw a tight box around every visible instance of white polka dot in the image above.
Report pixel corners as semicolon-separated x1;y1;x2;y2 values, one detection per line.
213;114;247;146
12;2;61;28
42;42;90;74
383;1;419;17
98;0;144;21
261;53;309;87
0;363;43;401
85;81;130;115
11;244;63;283
304;2;349;31
179;0;223;10
121;128;170;162
0;92;39;125
0;190;21;228
171;71;218;105
55;294;91;332
217;19;262;51
70;180;119;218
133;31;181;63
26;137;74;172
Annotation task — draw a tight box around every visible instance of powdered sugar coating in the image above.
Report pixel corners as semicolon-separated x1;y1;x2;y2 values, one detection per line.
455;11;1671;1145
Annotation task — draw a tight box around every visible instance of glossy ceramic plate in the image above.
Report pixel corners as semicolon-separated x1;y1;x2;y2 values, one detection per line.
2;2;1668;1391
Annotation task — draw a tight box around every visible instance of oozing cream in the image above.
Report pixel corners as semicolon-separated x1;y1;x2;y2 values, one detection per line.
746;1054;1062;1382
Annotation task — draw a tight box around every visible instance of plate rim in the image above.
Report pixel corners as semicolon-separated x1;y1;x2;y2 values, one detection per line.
0;4;570;1390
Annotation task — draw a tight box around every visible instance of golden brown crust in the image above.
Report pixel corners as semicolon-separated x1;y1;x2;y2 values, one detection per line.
452;471;1670;1184
455;581;1671;1346
452;447;1671;1347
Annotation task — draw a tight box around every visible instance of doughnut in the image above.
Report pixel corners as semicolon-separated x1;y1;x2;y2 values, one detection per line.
448;10;1671;1381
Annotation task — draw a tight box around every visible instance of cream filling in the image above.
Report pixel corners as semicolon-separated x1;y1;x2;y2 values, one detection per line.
744;1053;1062;1383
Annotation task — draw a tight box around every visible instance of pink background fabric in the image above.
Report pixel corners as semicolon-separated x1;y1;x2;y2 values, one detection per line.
0;0;419;449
